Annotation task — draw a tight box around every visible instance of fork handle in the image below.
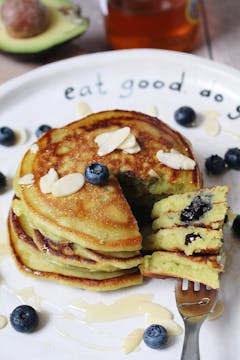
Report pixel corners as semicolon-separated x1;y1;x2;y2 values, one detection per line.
181;320;202;360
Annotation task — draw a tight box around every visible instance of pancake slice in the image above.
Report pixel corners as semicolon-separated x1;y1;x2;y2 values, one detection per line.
14;211;142;272
140;251;223;289
152;186;229;231
143;227;223;255
9;211;143;291
142;186;229;288
152;186;228;217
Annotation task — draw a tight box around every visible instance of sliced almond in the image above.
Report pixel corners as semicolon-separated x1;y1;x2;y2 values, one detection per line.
40;168;59;194
30;143;39;154
123;142;141;154
145;104;158;117
118;133;136;150
76;101;92;118
98;127;130;156
148;169;160;179
14;127;29;145
156;149;196;170
51;173;85;197
122;328;144;354
94;132;111;146
202;111;221;136
0;316;7;330
18;173;35;185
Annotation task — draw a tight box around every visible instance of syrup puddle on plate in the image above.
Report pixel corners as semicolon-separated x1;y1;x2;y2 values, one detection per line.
53;325;120;352
1;282;182;354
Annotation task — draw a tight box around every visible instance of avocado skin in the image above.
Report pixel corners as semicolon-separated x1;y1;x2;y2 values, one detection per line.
0;0;89;55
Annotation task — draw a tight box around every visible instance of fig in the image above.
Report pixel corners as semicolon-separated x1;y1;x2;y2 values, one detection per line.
0;0;49;38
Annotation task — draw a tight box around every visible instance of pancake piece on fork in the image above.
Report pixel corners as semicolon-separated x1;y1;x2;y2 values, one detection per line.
141;186;229;289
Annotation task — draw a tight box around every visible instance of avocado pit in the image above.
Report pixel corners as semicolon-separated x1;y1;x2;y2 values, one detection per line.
1;0;49;38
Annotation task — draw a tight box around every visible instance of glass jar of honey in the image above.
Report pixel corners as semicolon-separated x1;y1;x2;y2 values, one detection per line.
102;0;200;52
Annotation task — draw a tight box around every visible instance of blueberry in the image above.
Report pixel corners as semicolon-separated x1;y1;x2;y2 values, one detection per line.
181;196;211;222
205;155;226;175
174;106;196;127
85;163;109;185
10;305;39;333
143;324;168;349
225;148;240;170
36;124;52;138
232;215;240;237
0;126;15;146
0;172;7;192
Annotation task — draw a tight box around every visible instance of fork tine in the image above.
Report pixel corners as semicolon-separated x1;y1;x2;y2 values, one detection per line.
175;278;183;293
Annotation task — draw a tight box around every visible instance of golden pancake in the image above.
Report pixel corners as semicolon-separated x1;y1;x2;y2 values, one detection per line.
12;198;142;271
13;110;202;253
9;211;142;291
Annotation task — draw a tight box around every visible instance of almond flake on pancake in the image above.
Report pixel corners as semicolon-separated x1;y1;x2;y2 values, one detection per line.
123;142;141;154
118;133;136;149
148;169;160;179
40;168;59;194
97;127;131;156
51;173;85;197
30;143;39;154
95;128;141;155
156;149;196;170
94;131;111;146
18;173;35;185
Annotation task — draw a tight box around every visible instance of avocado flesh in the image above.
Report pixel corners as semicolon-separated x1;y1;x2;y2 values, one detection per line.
0;0;89;54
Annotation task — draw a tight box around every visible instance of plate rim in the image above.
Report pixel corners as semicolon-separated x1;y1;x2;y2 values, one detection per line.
1;49;240;96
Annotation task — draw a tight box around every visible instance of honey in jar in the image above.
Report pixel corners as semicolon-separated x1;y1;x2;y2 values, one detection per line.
104;0;200;52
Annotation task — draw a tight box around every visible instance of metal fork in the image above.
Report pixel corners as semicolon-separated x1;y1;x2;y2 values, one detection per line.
175;279;217;360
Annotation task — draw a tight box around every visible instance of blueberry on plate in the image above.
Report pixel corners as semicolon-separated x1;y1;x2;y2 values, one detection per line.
174;106;196;127
143;324;168;349
85;163;109;185
225;148;240;170
0;172;7;192
232;215;240;237
35;124;52;138
0;126;15;146
205;155;226;175
10;305;39;333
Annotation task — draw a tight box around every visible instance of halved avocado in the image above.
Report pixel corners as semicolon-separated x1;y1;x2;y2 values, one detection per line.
0;0;89;54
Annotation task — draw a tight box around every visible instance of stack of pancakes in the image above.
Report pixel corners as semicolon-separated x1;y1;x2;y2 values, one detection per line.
8;110;202;291
141;186;229;288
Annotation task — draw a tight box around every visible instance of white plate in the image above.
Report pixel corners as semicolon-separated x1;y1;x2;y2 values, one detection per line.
1;49;240;360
